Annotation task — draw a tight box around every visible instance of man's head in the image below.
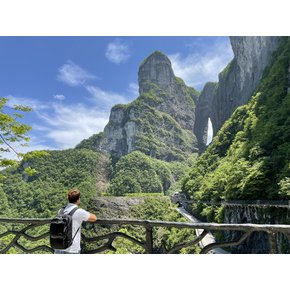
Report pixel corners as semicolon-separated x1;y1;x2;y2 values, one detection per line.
67;188;81;205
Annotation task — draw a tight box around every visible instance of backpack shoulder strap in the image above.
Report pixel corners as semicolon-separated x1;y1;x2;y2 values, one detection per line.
72;227;80;242
69;207;80;242
68;206;79;216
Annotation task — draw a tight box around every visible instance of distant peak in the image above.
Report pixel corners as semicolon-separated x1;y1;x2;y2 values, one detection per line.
138;51;175;94
140;51;171;67
152;50;166;56
147;50;169;60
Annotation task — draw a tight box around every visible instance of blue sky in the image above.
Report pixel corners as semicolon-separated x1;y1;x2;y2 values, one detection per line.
0;36;233;156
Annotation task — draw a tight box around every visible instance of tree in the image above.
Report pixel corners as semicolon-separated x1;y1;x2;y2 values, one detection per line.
0;97;47;182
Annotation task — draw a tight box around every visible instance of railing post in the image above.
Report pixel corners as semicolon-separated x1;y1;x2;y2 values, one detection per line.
145;226;153;254
268;231;278;254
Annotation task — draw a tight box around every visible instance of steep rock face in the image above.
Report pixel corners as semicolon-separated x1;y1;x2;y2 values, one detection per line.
139;51;176;95
194;82;218;152
195;36;281;151
78;51;199;161
223;206;290;253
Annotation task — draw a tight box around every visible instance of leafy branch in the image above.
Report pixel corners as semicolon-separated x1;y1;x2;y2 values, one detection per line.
0;97;48;181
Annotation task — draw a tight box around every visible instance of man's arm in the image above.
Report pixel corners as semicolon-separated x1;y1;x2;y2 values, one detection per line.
87;213;97;222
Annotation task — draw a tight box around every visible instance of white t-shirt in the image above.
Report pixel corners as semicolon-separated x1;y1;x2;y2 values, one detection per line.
61;203;90;253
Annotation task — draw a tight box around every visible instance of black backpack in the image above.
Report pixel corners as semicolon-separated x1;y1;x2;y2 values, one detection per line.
50;206;80;249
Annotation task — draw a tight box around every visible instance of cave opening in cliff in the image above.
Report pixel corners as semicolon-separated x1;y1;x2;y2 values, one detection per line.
206;118;213;145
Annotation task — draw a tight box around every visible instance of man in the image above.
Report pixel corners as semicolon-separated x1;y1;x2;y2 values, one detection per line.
54;188;97;254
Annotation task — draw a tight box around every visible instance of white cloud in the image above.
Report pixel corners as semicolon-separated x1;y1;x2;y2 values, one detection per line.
105;39;131;64
38;84;137;149
169;42;234;90
5;95;49;110
85;85;128;108
3;81;137;151
57;60;97;86
36;103;109;149
53;94;66;101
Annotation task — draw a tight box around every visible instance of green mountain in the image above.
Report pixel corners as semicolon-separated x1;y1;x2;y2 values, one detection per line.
77;51;200;162
108;151;196;196
182;37;290;220
75;51;201;196
194;37;281;152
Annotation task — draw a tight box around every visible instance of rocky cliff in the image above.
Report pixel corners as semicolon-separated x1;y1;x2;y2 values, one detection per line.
223;205;290;253
78;51;199;161
195;36;282;152
183;37;290;253
194;82;218;152
78;38;282;158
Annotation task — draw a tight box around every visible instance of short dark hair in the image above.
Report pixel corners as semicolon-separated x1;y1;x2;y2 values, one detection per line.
67;188;81;203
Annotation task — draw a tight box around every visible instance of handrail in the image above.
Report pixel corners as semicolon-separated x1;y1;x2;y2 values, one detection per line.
178;199;290;208
0;217;290;254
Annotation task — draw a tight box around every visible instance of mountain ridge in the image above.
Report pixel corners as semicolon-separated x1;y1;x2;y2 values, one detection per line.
77;50;200;162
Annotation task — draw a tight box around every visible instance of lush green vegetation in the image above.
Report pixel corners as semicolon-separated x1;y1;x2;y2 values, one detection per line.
182;37;290;221
130;102;197;161
0;186;10;216
109;151;197;196
1;148;102;218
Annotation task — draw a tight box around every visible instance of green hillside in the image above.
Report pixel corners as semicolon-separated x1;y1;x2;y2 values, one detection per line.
182;37;290;220
108;151;196;196
1;148;102;218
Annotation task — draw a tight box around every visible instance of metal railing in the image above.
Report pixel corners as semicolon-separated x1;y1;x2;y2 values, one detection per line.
178;199;290;208
1;218;290;254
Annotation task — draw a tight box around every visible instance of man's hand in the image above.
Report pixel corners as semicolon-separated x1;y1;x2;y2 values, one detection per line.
87;213;97;222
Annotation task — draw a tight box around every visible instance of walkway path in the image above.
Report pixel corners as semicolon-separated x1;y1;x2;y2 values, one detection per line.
176;207;229;254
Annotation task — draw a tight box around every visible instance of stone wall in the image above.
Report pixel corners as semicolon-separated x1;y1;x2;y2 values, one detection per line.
223;205;290;253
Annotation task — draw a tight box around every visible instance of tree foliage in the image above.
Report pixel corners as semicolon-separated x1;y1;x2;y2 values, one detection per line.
0;97;31;166
108;151;196;196
2;148;102;218
0;97;47;183
108;151;171;195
